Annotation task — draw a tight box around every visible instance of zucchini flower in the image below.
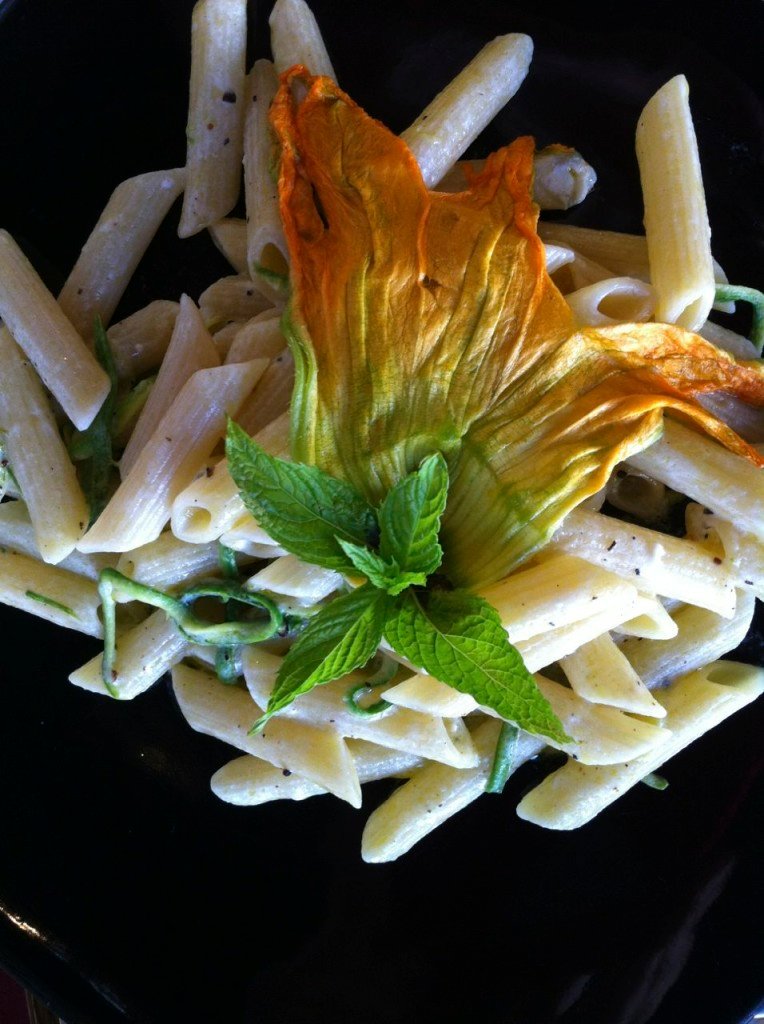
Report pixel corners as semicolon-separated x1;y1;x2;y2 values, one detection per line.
271;68;764;588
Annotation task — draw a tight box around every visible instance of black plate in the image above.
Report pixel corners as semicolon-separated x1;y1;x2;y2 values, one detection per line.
0;2;762;1022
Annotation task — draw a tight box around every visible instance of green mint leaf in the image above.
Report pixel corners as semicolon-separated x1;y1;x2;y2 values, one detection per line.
76;317;119;525
254;583;391;730
336;538;426;595
379;452;448;577
226;419;378;572
384;588;570;744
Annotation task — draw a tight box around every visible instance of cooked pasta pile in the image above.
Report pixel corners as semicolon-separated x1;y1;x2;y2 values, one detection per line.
0;0;762;861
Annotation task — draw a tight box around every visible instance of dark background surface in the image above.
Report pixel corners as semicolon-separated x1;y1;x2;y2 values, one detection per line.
0;1;762;1022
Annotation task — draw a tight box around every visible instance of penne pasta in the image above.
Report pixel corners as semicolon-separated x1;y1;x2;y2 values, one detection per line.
0;546;102;637
635;75;715;331
565;276;655;326
211;741;422;806
223;312;284;365
537;223;732;306
0;327;89;563
477;553;648;643
58;169;185;340
618;588;756;689
0;501;112;581
172;662;361;805
107;300;180;382
233;349;294;436
361;720;543;863
243;59;289;300
243;648;478;769
516;660;764;829
269;0;335;77
78;360;267;552
550;506;738;616
208;217;248;274
198;274;274;329
560;633;667;717
170;411;290;543
437;149;597;211
178;0;248;238
685;504;764;598
116;533;236;595
244;554;342;604
528;145;597;210
401;33;533;188
120;294;220;477
0;232;109;430
626;419;764;540
70;609;189;699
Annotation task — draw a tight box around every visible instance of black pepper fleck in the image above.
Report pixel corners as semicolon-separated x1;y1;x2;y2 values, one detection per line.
282;768;292;777
713;556;722;565
634;568;641;575
607;540;616;551
222;90;237;103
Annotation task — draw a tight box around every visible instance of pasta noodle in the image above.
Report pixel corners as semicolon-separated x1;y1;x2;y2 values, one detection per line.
0;327;89;563
635;75;715;331
119;294;220;477
78;360;267;552
178;0;247;238
0;232;110;431
243;59;289;298
401;33;533;188
58;169;185;341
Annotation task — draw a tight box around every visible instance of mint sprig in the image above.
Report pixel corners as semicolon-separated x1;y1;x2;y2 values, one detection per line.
384;589;570;744
226;423;569;743
336;539;425;596
378;452;447;576
226;420;378;572
252;583;391;732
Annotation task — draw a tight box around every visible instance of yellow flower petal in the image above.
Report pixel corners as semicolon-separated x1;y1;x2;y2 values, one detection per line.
272;68;764;587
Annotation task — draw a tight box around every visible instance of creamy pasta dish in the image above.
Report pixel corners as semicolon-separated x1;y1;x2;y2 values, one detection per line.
0;0;761;861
